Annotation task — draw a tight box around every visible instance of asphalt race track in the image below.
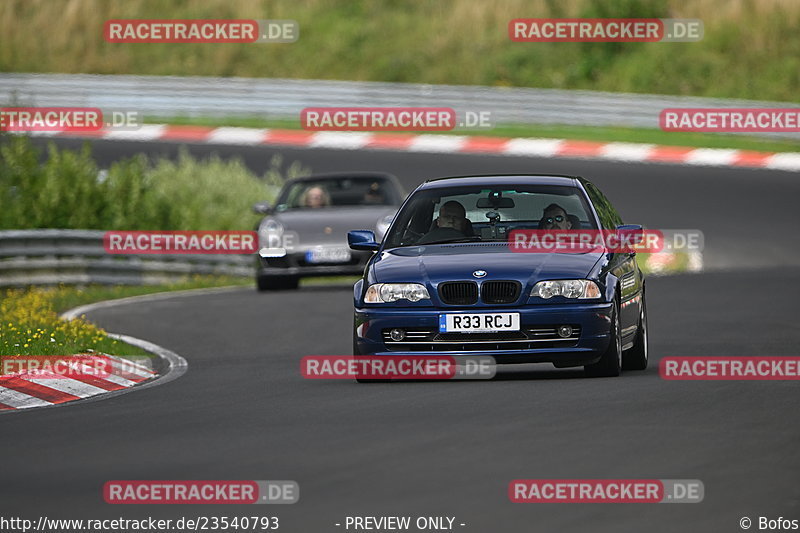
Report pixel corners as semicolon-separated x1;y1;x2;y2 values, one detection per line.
2;138;799;532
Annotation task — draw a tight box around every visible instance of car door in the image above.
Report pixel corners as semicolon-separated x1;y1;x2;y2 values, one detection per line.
582;179;643;341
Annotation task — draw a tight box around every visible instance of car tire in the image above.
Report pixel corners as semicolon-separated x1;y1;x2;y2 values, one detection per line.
623;295;648;371
256;275;299;291
352;328;361;356
585;299;622;378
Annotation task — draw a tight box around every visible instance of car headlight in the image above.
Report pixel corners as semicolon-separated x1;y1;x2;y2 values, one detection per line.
365;283;430;303
531;280;601;299
258;218;284;245
376;214;394;238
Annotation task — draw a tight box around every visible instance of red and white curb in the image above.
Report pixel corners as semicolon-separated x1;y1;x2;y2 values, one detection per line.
0;354;156;411
0;292;198;413
32;124;800;172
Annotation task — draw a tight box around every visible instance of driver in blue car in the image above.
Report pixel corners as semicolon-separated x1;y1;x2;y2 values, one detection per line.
418;200;469;244
540;203;574;230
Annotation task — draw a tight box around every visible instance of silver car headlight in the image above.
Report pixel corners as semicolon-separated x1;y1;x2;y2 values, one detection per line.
376;214;394;239
365;283;430;303
259;218;283;243
258;218;286;256
531;280;601;299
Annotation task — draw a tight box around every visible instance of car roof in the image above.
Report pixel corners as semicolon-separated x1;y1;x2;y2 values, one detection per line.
419;174;582;190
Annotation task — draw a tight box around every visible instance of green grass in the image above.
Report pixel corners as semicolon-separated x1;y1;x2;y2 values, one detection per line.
0;277;250;363
152;115;800;153
1;287;148;358
3;0;800;102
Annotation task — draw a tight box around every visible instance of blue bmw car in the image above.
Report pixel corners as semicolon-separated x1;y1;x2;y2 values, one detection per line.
348;175;648;378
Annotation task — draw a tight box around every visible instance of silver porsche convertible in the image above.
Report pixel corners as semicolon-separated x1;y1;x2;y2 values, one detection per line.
253;172;404;290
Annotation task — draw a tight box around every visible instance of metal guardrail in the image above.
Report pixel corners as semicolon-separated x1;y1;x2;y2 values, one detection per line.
0;230;251;287
1;73;798;139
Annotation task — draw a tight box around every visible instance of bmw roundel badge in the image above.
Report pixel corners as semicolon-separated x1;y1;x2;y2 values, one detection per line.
473;270;487;278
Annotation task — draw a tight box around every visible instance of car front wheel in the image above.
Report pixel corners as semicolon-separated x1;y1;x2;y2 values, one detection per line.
623;295;648;371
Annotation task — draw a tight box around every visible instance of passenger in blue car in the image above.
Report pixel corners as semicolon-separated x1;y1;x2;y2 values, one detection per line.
417;200;470;244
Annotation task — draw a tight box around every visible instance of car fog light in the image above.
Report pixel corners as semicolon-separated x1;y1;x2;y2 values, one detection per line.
558;325;573;338
390;328;406;341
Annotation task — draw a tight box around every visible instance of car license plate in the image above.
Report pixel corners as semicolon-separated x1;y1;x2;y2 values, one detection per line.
305;247;352;264
439;313;520;333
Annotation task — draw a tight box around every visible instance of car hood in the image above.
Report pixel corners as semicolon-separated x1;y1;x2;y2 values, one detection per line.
371;243;603;285
271;206;396;246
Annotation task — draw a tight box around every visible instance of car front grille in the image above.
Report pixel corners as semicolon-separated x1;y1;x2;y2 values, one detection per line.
381;325;581;352
437;280;522;305
480;280;521;304
438;281;478;305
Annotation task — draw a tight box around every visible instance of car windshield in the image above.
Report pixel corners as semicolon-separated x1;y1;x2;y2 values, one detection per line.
384;184;597;248
275;177;398;210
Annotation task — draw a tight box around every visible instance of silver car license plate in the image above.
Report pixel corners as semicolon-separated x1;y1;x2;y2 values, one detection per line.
305;247;352;264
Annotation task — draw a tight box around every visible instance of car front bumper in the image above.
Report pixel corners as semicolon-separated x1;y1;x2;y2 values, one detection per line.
354;301;614;367
256;251;371;278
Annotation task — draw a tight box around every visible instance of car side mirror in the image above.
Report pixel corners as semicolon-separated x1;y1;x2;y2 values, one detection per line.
616;224;645;255
252;202;272;215
616;224;644;243
348;230;380;251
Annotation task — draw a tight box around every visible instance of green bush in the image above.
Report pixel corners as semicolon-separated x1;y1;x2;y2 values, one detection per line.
0;135;309;230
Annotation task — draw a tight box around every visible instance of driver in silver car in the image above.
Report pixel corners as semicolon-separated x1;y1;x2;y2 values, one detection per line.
302;186;331;208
